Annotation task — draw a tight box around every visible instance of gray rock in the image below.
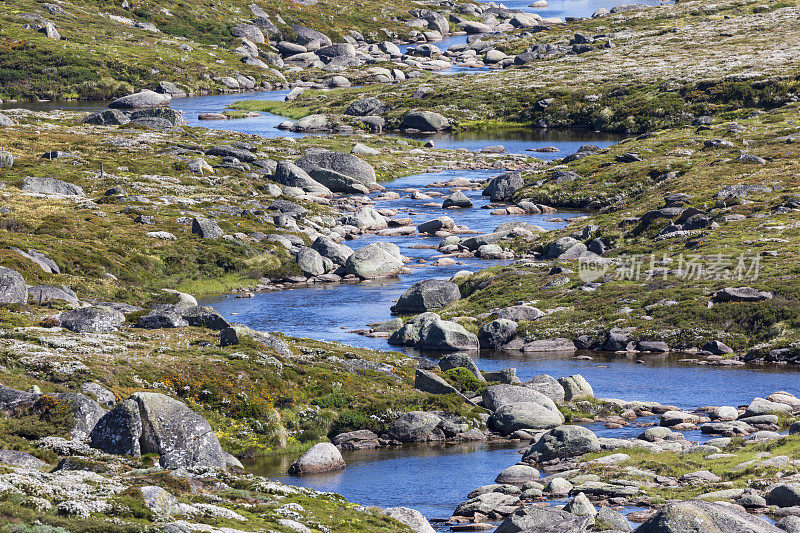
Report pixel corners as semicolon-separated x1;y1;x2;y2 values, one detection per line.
558;374;594;401
91;392;227;469
523;338;577;353
483;384;558;412
0;151;13;168
479;319;518;349
546;237;586;259
777;516;800;533
0;267;28;305
182;305;229;330
439;353;484;381
767;484;800;507
345;243;403;279
383;507;436;533
564;492;596;518
495;505;592;532
594;506;631;531
81;382;116;409
745;397;793;417
489;402;565;435
0;113;16;127
483;368;518;384
12;248;60;274
316;43;356;62
296;247;326;276
137;304;189;329
388;411;442;442
60;305;125;333
191;217;224;239
497;305;544;322
219;325;291;355
495;464;540;484
442;191;473;208
345;96;390;116
485;172;524;202
109;90;171;109
205;145;257;162
415;369;460;395
523;375;565;403
231;23;265;43
454;492;521;517
391;279;461;314
296;149;376;186
21;176;84;196
0;449;47;469
288;25;332;47
140;486;179;515
713;287;773;302
311;236;353;266
288;442;345;475
401;110;450;132
636;499;782;532
83;109;131;126
390;312;479;352
522;425;601;462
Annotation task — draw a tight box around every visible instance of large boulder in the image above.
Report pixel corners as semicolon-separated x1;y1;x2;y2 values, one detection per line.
287;25;332;47
59;305;125;333
0;113;16;127
274;160;331;195
482;384;558;412
484;172;524;202
296;150;376;186
316;43;356;62
0;267;28;305
401;110;450;132
28;285;79;307
522;425;601;462
295;247;326;277
489;402;564;434
311;236;353;266
83;108;131;126
346;97;390;116
191;217;224;239
231;23;265;44
391;279;461;314
495;504;593;533
219;325;291;355
766;483;800;507
388;411;442;442
636;500;783;533
0;385;104;441
713;287;773;302
523;375;565;403
109;90;171;109
205;145;257;162
0;449;47;469
345;243;404;279
288;442;345;475
439;353;484;381
21;176;84;196
415;369;460;395
558;375;594;401
384;507;436;533
389;312;479;352
90;392;227;469
342;207;388;230
478;319;518;349
497;305;545;322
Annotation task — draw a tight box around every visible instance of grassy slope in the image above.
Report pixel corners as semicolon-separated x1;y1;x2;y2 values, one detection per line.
235;0;800;133
0;0;431;101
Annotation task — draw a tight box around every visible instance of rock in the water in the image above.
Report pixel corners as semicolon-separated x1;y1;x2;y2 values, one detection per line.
558;374;594;401
401;110;450;132
495;505;593;533
388;411;443;442
391;279;461;314
60;305;125;333
483;384;558;412
311;236;353;266
522;425;601;462
296;149;376;186
90;392;228;469
636;499;782;532
384;507;436;533
0;267;28;305
345;243;404;279
109;90;171;109
489;402;565;435
288;442;345;475
442;191;473;208
388;312;479;352
21;176;84;196
495;464;540;484
485;172;524;202
295;247;326;277
523;375;565;403
478;319;518;349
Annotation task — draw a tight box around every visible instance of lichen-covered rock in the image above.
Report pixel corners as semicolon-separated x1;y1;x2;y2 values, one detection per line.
59;305;125;333
636;500;782;532
345;242;404;279
91;392;228;469
384;507;436;533
288;442;345;475
0;266;28;305
219;325;291;355
391;279;461;314
489;402;564;435
522;425;601;462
